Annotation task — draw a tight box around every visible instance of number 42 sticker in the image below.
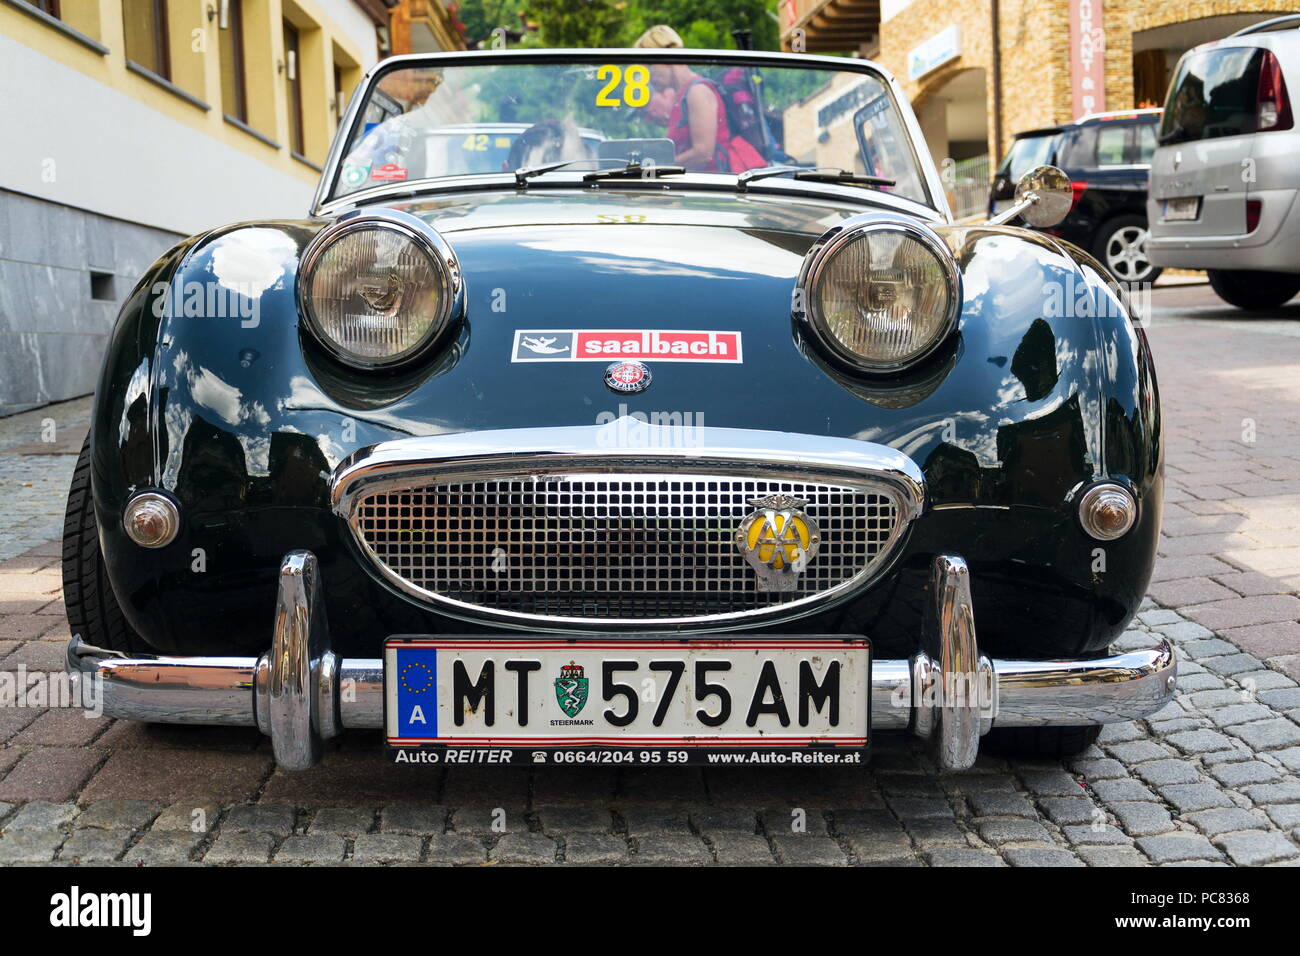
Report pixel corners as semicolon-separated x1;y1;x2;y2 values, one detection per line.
595;64;650;108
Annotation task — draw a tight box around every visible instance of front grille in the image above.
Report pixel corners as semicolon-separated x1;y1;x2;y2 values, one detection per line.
352;474;902;622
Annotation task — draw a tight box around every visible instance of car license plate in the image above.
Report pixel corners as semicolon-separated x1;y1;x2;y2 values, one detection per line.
1162;196;1200;221
384;637;870;765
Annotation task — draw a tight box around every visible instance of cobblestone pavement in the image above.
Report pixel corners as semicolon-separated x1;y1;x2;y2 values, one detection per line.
2;285;1300;866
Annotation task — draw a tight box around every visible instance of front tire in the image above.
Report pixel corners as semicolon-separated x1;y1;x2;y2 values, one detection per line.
62;434;148;654
983;725;1101;759
1094;214;1162;284
1207;269;1300;310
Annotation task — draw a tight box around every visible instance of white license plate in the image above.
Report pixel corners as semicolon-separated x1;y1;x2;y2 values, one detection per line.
1162;196;1200;221
384;637;869;759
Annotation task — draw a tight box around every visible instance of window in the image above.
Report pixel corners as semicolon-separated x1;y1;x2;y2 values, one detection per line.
283;21;304;155
1132;123;1157;164
1094;126;1127;166
1161;47;1265;143
334;64;346;125
219;0;247;122
122;0;169;79
31;1;60;16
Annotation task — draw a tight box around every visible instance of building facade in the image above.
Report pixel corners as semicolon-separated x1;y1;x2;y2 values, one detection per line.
0;0;462;415
781;1;1291;214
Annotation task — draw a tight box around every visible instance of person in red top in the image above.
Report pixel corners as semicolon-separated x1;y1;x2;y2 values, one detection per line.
649;63;730;172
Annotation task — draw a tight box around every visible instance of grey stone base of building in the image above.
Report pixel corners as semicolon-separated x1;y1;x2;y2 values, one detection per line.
0;189;181;416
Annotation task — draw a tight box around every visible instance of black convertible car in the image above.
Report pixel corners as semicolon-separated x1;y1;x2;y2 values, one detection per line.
64;49;1173;773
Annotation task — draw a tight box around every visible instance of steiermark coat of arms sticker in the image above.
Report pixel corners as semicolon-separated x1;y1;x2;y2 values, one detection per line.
554;661;589;718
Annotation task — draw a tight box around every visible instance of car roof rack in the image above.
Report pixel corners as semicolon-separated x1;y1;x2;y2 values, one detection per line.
1231;14;1300;36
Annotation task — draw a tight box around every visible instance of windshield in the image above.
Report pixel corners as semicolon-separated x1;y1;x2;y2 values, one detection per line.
328;56;932;207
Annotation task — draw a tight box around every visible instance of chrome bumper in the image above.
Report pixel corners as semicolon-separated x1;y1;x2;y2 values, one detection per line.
66;551;1176;772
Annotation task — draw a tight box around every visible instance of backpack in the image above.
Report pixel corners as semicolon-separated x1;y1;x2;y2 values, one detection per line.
718;68;770;160
677;77;769;173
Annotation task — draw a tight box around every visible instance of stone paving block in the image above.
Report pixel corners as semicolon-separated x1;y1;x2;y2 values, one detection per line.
1064;824;1131;846
619;808;689;835
275;835;346;864
1106;740;1171;764
1181;639;1240;660
1135;834;1222;864
0;748;104;803
1242;782;1300;804
1090;779;1158;803
151;802;222;833
491;832;558;865
904;819;967;848
1263;804;1300;829
1018;770;1084;796
1187;689;1249;710
564;833;631;865
0;829;65;863
351;833;423;864
1166;729;1236;754
687;808;757;834
843;828;914;862
883;797;952;820
977;818;1054;846
380;805;448;834
1227;718;1300;751
124;831;203;864
1208;761;1283;787
425;833;486;865
447;806;527;835
75;800;163;831
1040;797;1101;827
4;800;77;830
205;831;275;864
1186;808;1269;837
1206;705;1276;729
1111;802;1176;837
926;848;1003;866
1257;687;1300;710
1078;846;1149;867
1098;722;1145;744
966;789;1039;818
633;834;711;865
59;828;132;863
1069;758;1128;781
1133;759;1201;786
1215;831;1300;866
223;804;297;835
1158;784;1233;813
772;835;847;865
1003;847;1083;867
310;807;375;834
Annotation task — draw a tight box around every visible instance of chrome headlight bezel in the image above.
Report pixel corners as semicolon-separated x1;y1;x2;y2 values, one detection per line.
298;208;463;371
795;215;961;374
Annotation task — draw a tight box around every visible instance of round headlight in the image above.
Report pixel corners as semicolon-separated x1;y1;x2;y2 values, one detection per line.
799;219;959;372
300;211;460;369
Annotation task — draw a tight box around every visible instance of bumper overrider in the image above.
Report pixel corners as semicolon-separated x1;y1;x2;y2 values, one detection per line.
65;550;1175;772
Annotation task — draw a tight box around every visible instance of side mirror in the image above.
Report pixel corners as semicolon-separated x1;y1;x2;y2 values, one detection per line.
986;165;1072;227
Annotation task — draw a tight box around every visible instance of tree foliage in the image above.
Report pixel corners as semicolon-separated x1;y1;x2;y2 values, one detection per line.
456;0;780;51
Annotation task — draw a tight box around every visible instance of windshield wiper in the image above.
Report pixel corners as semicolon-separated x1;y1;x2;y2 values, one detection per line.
515;158;684;187
737;165;895;192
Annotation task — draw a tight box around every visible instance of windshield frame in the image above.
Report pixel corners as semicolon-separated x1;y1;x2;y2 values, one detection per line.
313;48;948;219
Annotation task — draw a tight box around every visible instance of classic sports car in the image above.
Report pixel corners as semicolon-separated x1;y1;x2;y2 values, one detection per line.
64;49;1173;772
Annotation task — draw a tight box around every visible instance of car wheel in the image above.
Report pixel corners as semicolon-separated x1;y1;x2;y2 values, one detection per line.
1207;269;1300;310
1095;215;1162;284
982;725;1102;759
63;434;148;654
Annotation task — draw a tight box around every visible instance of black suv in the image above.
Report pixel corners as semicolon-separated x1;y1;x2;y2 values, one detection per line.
989;109;1163;283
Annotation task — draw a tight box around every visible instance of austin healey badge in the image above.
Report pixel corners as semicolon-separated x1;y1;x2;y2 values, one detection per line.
735;495;821;591
554;661;589;718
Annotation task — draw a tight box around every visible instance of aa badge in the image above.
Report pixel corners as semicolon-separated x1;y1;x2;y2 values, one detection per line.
554;661;589;718
735;494;821;592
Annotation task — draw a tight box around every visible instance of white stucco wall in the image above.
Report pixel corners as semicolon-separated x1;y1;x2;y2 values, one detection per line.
314;0;380;71
0;33;318;236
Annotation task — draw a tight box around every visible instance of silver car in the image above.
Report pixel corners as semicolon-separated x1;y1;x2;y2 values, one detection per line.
1148;15;1300;309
